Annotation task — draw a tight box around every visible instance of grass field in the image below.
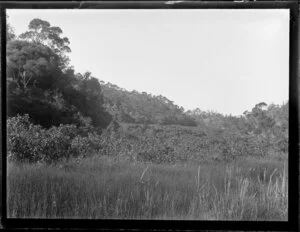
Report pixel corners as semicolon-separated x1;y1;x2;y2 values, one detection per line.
7;155;287;220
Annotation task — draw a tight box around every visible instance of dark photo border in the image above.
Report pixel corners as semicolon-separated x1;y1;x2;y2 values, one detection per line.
1;1;299;231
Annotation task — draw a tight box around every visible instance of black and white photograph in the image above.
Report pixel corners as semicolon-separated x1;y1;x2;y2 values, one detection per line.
4;5;292;223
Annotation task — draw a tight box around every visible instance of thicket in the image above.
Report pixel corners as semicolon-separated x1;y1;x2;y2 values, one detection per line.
7;112;288;164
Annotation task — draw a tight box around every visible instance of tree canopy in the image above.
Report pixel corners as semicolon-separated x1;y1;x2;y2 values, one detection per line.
19;18;71;69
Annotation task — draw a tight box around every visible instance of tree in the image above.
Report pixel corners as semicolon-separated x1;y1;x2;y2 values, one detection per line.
63;71;112;128
6;16;16;42
248;102;275;135
19;18;71;69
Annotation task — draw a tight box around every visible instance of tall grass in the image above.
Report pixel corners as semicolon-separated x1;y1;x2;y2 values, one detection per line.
7;155;287;220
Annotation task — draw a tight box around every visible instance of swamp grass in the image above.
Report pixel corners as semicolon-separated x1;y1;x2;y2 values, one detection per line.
7;155;288;220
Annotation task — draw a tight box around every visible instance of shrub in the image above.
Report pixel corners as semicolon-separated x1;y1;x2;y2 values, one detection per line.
71;132;103;156
71;136;93;156
40;126;74;163
7;114;95;164
7;114;287;165
7;114;46;163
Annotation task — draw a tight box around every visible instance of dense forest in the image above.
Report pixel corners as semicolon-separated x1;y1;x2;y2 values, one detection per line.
5;16;289;221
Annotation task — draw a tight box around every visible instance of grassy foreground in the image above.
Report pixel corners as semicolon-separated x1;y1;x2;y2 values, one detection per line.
7;155;287;220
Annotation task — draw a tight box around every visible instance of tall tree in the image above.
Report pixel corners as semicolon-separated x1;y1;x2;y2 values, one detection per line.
72;72;112;128
6;16;16;42
19;18;71;69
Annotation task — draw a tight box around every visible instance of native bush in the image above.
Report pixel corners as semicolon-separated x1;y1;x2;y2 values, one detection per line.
40;126;75;163
7;114;46;163
71;132;103;157
7;114;287;165
137;138;175;163
70;136;93;156
7;114;102;163
113;123;281;164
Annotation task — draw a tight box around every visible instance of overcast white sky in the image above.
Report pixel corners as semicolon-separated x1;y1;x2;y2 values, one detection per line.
7;9;289;116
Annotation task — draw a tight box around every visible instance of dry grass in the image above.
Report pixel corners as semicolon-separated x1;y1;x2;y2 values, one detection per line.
7;155;288;220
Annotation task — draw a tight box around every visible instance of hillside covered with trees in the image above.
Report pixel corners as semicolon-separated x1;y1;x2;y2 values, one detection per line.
6;17;288;164
101;82;197;126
